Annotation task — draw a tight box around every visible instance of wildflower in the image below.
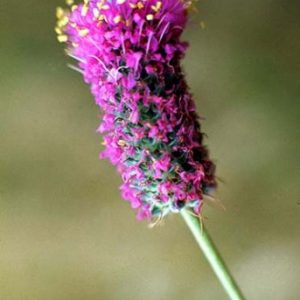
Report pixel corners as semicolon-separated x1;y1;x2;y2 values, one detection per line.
56;0;216;220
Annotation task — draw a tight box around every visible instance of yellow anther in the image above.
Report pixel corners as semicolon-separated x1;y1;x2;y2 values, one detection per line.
71;4;78;11
146;14;154;21
129;3;137;8
66;0;74;5
78;28;90;37
97;2;103;9
57;16;69;28
118;140;126;146
62;16;69;25
56;7;65;19
81;5;89;16
113;15;122;24
54;27;63;35
151;1;162;12
137;2;144;9
57;35;68;43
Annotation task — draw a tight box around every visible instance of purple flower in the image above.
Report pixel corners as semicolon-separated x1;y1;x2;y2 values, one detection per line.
56;0;216;220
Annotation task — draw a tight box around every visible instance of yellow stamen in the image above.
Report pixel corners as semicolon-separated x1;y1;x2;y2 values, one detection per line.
54;27;62;35
81;5;89;16
78;28;90;37
71;5;78;11
129;3;137;8
118;140;126;146
57;35;68;43
151;1;162;12
98;14;105;21
137;2;144;9
97;2;103;10
113;15;122;24
56;7;65;19
146;14;154;21
57;16;69;28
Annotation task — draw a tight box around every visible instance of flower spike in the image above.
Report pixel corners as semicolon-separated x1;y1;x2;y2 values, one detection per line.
56;0;216;221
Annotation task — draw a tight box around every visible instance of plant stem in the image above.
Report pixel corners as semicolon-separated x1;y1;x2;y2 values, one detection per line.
180;208;245;300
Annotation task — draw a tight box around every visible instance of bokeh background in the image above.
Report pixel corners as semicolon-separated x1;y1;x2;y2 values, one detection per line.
1;0;299;299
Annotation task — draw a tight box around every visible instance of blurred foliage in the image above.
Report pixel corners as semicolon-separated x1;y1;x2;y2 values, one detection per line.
0;0;299;299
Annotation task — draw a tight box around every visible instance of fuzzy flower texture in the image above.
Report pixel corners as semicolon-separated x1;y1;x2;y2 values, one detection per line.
56;0;216;220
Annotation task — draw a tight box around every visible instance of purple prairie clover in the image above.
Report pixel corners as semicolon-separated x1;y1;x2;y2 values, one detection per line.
55;0;216;220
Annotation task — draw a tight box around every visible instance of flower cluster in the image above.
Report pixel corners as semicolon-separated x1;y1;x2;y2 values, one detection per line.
56;0;216;220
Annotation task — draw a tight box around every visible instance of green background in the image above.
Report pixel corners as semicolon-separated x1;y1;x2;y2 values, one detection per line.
1;0;299;299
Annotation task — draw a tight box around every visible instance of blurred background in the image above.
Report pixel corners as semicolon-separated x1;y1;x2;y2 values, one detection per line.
0;0;299;299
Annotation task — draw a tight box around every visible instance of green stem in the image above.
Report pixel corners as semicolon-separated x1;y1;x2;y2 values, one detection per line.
180;208;245;300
